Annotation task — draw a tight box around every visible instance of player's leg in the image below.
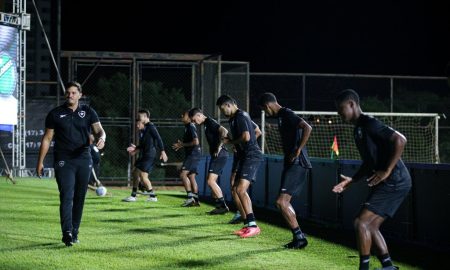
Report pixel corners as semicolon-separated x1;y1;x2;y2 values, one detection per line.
277;165;308;249
187;172;200;206
180;169;194;206
140;170;158;202
229;164;244;223
235;178;260;237
122;167;140;202
354;208;380;270
55;160;76;246
370;216;397;269
72;157;92;244
207;172;229;214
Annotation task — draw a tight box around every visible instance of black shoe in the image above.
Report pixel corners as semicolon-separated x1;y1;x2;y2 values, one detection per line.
284;238;308;249
62;231;73;247
207;206;229;215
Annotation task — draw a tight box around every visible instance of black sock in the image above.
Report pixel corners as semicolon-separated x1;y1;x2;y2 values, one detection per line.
377;253;393;267
291;227;304;240
359;255;370;270
147;189;156;197
131;187;137;197
246;213;257;227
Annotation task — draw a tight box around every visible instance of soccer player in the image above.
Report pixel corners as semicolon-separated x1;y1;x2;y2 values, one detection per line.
123;109;168;202
258;92;312;249
36;81;106;246
172;110;201;207
216;95;263;238
228;121;262;224
189;108;229;214
332;89;411;270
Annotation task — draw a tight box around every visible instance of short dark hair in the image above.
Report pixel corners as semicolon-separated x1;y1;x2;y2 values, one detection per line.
335;89;360;106
257;92;277;107
188;107;203;118
138;109;150;118
65;81;82;93
216;95;236;106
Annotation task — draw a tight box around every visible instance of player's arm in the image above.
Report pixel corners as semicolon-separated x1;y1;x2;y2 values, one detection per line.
149;125;168;162
367;131;407;187
214;126;228;156
224;116;251;145
91;122;106;150
252;121;262;139
36;128;54;177
289;119;312;162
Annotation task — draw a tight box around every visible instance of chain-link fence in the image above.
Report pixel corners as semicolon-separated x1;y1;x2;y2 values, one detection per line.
250;73;450;163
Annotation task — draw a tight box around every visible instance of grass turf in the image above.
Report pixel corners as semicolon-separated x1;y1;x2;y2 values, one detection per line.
0;178;429;269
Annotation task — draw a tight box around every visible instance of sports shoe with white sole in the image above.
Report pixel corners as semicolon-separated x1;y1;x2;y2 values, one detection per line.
122;196;137;202
146;197;158;202
181;198;195;206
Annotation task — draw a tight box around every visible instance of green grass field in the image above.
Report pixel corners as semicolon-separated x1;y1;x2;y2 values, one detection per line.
0;179;433;270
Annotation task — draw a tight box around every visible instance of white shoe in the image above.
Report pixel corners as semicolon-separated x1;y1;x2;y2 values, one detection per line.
146;197;158;202
122;196;137;202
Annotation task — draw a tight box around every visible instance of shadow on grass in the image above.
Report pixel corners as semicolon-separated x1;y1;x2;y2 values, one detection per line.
0;242;64;252
101;213;185;223
165;247;283;268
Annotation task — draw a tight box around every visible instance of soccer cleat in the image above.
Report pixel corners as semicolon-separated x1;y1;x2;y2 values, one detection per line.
240;226;261;238
207;206;229;215
122;196;137;202
284;238;308;249
228;212;242;224
61;231;73;247
146;197;158;202
181;198;195;207
233;227;248;236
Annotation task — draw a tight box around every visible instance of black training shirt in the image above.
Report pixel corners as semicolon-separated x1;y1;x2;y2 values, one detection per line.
45;103;99;160
137;122;165;158
183;123;201;156
277;107;312;168
352;114;406;183
229;109;262;158
204;117;224;156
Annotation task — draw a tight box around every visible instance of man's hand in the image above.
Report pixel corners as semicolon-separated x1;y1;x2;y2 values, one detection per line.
367;170;390;187
127;144;137;156
172;140;183;151
36;163;44;178
160;151;168;162
332;174;353;193
96;138;105;150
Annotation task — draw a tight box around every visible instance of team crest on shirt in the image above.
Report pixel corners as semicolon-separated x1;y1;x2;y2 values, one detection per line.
58;161;65;167
78;111;86;118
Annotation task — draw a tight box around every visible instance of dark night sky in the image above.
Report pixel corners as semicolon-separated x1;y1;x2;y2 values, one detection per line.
60;1;450;76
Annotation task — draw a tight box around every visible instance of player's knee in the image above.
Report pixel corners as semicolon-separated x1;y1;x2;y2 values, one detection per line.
236;186;247;196
276;198;286;209
354;218;369;231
